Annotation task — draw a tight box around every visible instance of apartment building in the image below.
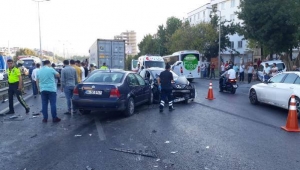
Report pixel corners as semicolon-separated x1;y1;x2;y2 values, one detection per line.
187;0;253;65
114;30;137;56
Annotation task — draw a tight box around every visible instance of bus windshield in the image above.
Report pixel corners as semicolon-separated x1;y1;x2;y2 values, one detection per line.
144;61;165;68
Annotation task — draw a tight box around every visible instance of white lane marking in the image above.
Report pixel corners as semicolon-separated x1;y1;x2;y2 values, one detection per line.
0;94;33;115
95;117;106;141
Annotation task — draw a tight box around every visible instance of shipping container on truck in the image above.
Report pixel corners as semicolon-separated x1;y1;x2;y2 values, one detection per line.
89;39;126;70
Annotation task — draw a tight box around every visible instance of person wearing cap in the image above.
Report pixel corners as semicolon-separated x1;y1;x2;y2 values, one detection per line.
6;59;30;115
100;62;108;70
157;63;175;113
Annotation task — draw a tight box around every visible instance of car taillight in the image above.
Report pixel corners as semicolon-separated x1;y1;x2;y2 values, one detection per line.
110;88;120;98
73;87;79;95
180;67;183;74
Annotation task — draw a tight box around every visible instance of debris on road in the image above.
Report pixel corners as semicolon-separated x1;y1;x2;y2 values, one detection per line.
32;113;40;116
156;159;160;162
196;151;200;153
9;115;18;119
109;148;158;158
206;146;210;149
74;135;82;137
89;134;92;136
152;130;157;133
86;166;93;170
164;141;170;144
153;165;158;168
171;151;178;154
30;134;37;138
32;116;38;118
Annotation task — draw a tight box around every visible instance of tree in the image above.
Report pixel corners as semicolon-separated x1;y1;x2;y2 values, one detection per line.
237;0;300;66
14;48;37;61
138;34;159;56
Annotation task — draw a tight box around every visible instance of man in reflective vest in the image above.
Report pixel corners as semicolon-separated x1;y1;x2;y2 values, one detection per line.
6;59;30;115
100;63;108;70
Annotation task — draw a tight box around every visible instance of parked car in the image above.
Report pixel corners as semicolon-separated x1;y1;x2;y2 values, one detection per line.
257;60;286;82
72;69;152;116
249;72;300;117
139;67;196;103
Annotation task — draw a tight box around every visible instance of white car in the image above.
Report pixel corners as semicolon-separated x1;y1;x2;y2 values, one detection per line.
249;72;300;116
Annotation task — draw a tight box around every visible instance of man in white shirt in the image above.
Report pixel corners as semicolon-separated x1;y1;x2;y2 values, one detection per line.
263;63;271;82
239;64;245;82
31;63;40;98
220;65;236;87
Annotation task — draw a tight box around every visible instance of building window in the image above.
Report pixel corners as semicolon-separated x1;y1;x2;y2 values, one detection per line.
231;41;235;49
221;2;225;10
238;41;243;48
231;0;235;7
230;14;235;21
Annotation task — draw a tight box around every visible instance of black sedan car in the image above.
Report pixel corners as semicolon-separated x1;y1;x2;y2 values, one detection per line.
139;67;196;103
72;69;153;116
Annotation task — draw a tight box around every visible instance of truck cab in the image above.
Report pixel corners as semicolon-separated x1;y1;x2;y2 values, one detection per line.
137;55;165;70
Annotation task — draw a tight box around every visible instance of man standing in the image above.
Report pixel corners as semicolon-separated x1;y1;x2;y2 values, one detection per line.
157;64;175;113
6;59;30;115
100;62;108;70
239;64;245;82
61;60;78;115
82;62;88;77
36;60;61;123
70;59;82;83
29;63;36;95
31;63;40;98
210;62;215;79
76;60;85;81
263;63;271;82
292;65;300;71
247;63;254;84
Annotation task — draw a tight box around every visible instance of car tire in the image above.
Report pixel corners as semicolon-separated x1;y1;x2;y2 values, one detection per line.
124;97;135;117
249;89;259;105
79;110;91;115
148;91;153;105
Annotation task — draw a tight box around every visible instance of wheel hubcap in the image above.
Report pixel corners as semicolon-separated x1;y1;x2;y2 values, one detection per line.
250;91;257;103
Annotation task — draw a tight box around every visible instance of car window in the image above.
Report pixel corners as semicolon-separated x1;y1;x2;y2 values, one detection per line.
294;77;300;85
276;63;285;71
134;74;146;86
127;73;138;86
269;74;286;83
85;72;124;83
282;73;298;84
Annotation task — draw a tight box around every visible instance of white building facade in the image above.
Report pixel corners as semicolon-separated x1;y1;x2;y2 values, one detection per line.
187;0;253;65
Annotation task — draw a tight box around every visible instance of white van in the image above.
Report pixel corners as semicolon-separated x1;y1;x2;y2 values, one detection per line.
20;57;42;70
137;55;165;69
257;60;286;81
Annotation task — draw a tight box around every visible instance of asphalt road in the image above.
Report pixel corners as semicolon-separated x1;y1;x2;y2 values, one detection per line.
1;79;300;170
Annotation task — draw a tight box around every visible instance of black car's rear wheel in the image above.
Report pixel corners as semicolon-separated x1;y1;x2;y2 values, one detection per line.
124;97;135;117
79;110;91;115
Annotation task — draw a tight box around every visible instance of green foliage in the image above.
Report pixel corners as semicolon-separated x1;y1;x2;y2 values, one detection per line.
237;0;300;54
15;48;36;58
138;34;160;56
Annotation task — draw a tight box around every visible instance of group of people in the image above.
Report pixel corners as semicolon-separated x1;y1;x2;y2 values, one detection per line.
5;58;103;123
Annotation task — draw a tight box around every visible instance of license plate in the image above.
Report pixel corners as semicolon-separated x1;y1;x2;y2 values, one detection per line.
187;75;193;77
174;98;185;102
85;90;102;95
233;85;237;88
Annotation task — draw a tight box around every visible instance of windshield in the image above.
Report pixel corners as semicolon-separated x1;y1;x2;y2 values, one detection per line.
132;60;138;69
22;60;34;68
150;70;178;80
144;61;165;69
84;72;124;83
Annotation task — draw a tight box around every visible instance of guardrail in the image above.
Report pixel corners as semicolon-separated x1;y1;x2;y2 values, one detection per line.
0;76;32;103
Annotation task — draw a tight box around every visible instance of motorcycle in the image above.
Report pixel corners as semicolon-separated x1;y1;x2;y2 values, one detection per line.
219;76;238;94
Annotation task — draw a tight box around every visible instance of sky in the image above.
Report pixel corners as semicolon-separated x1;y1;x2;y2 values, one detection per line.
0;0;210;56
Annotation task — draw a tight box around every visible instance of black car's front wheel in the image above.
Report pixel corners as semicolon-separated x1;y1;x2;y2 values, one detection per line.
124;97;135;117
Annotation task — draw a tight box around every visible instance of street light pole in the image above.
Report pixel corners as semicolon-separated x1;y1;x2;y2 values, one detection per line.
207;7;222;71
33;0;50;58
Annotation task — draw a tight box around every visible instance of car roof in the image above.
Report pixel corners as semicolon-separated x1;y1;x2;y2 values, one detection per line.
92;69;125;73
147;67;164;71
261;60;285;64
282;71;300;76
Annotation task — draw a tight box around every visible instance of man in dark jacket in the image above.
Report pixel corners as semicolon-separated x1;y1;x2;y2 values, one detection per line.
157;64;175;113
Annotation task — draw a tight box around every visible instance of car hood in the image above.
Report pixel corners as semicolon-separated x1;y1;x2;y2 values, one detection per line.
174;76;189;85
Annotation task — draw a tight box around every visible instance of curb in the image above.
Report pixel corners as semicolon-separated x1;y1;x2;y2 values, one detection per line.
0;94;33;116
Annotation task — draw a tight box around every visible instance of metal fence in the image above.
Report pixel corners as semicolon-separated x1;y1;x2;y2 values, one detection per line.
0;76;32;103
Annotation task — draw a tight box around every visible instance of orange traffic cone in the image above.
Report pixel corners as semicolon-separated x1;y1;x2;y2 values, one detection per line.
281;95;300;132
206;81;215;100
